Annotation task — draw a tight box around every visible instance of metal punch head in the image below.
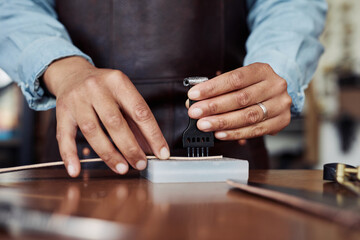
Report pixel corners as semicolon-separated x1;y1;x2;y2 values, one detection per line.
183;77;209;87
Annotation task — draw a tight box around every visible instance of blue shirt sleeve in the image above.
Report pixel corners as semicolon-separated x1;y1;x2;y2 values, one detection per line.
1;0;326;113
0;0;93;111
245;0;327;114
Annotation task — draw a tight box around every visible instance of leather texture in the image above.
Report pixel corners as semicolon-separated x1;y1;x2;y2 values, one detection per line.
46;0;269;169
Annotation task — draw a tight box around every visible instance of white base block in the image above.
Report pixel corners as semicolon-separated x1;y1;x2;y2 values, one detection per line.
141;157;249;183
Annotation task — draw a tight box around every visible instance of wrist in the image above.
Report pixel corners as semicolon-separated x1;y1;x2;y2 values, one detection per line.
43;56;95;97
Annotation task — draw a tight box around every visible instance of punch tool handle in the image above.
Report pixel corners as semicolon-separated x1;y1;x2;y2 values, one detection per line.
182;77;214;157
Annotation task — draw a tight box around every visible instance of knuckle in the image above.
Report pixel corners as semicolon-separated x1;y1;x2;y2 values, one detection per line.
113;69;124;77
124;146;140;158
228;70;244;89
235;90;251;107
144;124;164;143
204;82;216;95
80;121;97;136
217;117;227;129
133;104;152;122
84;76;99;89
106;70;127;84
56;131;63;142
278;79;288;92
246;109;261;124
252;62;263;68
104;112;123;128
233;130;243;140
208;101;218;114
251;125;267;137
263;63;272;71
149;127;164;142
259;63;272;74
100;150;115;163
284;95;292;108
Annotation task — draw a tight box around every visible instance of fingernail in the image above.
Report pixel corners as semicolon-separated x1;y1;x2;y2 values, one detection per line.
191;108;203;118
198;121;212;130
116;163;128;175
68;164;76;177
136;160;147;170
185;99;189;108
188;90;200;99
160;147;170;159
215;132;227;139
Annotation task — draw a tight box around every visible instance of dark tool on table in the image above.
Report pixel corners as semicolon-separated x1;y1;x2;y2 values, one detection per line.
323;163;360;196
182;77;214;157
227;179;360;229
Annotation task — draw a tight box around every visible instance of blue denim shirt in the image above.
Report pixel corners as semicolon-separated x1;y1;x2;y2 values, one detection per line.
0;0;327;113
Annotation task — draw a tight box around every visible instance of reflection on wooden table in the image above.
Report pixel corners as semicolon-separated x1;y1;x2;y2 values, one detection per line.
0;168;359;240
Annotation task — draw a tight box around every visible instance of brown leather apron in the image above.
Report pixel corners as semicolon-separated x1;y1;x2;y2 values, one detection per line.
46;0;269;169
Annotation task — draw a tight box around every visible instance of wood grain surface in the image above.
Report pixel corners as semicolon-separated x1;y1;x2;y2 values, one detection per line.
0;169;359;240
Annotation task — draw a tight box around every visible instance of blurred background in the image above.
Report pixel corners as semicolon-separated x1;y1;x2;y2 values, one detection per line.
0;0;359;169
265;0;360;169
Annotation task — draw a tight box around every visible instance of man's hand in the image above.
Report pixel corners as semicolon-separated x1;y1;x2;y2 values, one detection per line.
43;57;170;177
186;63;292;141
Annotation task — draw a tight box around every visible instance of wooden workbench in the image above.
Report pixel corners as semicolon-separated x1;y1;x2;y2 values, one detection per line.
0;168;359;240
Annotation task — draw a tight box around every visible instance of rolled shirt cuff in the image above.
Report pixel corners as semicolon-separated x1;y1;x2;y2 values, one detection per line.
17;36;93;111
244;50;305;114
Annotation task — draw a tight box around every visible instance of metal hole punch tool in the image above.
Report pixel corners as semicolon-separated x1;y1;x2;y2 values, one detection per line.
182;77;214;157
141;77;249;183
323;163;360;196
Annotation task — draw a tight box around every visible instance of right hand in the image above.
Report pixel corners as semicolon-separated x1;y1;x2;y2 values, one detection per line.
43;56;170;177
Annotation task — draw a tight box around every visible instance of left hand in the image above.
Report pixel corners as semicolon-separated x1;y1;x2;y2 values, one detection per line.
187;63;292;141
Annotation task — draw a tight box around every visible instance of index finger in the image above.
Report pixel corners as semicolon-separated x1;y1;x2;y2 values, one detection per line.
188;63;270;101
109;72;170;160
56;109;81;178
